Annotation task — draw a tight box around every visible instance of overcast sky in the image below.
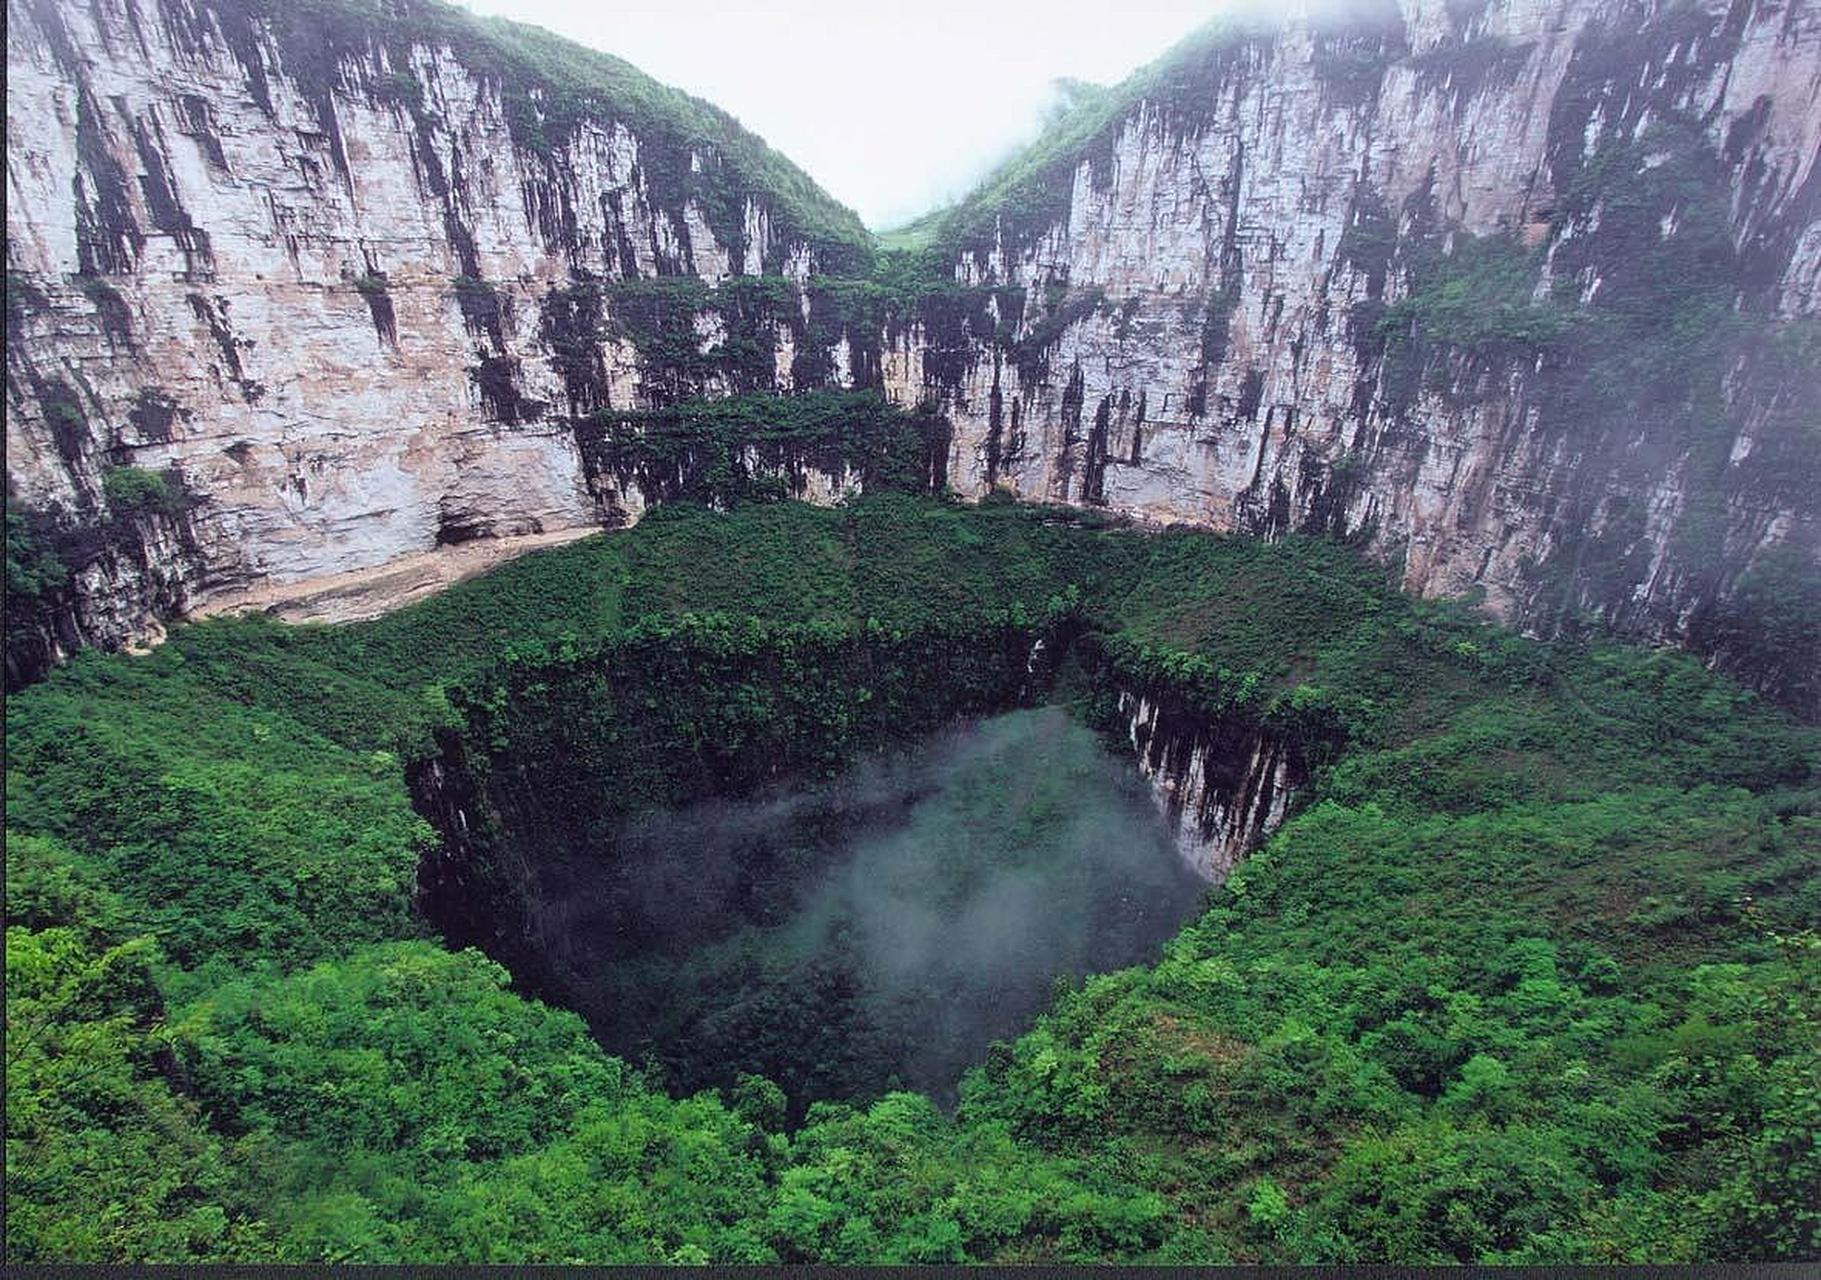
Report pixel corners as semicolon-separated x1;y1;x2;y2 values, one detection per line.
458;1;1231;229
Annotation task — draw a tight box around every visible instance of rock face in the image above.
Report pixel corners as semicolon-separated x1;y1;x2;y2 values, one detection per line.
7;0;1819;706
1117;688;1302;879
5;0;868;681
888;0;1820;710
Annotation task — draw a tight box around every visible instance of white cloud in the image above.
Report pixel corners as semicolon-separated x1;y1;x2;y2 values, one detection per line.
455;1;1233;229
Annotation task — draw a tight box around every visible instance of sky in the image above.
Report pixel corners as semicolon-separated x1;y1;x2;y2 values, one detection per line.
459;1;1231;229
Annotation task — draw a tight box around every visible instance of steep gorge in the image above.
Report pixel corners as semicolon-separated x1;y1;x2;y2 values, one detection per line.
6;0;1819;713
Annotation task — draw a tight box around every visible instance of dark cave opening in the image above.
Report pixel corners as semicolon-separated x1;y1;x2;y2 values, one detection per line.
419;703;1208;1118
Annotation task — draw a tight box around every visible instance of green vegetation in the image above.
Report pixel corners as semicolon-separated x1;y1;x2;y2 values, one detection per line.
101;466;185;518
1376;235;1569;353
1504;117;1820;711
5;508;69;602
1322;99;1819;716
6;4;1818;1257
450;274;504;339
914;19;1270;252
6;497;1816;1263
600;276;802;400
1308;0;1407;107
577;391;944;504
35;378;90;465
1409;33;1530;99
895;2;1400;254
1690;544;1821;717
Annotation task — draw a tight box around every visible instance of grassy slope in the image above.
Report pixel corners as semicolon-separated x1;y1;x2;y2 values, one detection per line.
5;496;1818;1262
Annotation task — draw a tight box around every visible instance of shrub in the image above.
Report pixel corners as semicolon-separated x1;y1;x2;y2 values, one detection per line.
101;467;183;518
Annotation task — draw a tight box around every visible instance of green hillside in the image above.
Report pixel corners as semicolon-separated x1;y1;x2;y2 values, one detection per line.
893;14;1285;253
7;495;1816;1262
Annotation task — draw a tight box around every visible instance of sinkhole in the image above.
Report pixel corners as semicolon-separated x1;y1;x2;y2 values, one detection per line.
422;703;1209;1116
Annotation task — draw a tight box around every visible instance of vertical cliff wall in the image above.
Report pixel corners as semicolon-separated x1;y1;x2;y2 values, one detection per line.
1116;687;1303;879
884;0;1820;710
4;0;875;680
7;0;1818;708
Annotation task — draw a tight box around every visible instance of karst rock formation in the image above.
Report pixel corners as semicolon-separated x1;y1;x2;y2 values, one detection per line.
7;0;1818;707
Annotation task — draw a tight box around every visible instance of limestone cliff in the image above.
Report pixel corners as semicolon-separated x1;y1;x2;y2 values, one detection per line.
887;0;1820;712
7;0;1819;711
1117;687;1303;879
4;0;871;681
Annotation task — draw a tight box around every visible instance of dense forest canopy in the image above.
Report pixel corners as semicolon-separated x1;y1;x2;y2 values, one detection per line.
6;495;1817;1263
6;0;1819;1263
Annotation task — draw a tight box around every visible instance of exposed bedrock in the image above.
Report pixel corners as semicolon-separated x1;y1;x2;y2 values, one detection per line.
4;0;872;680
882;0;1821;711
6;0;1818;709
1117;687;1304;880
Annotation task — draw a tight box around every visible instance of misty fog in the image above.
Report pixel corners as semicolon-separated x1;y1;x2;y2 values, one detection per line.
523;705;1209;1111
